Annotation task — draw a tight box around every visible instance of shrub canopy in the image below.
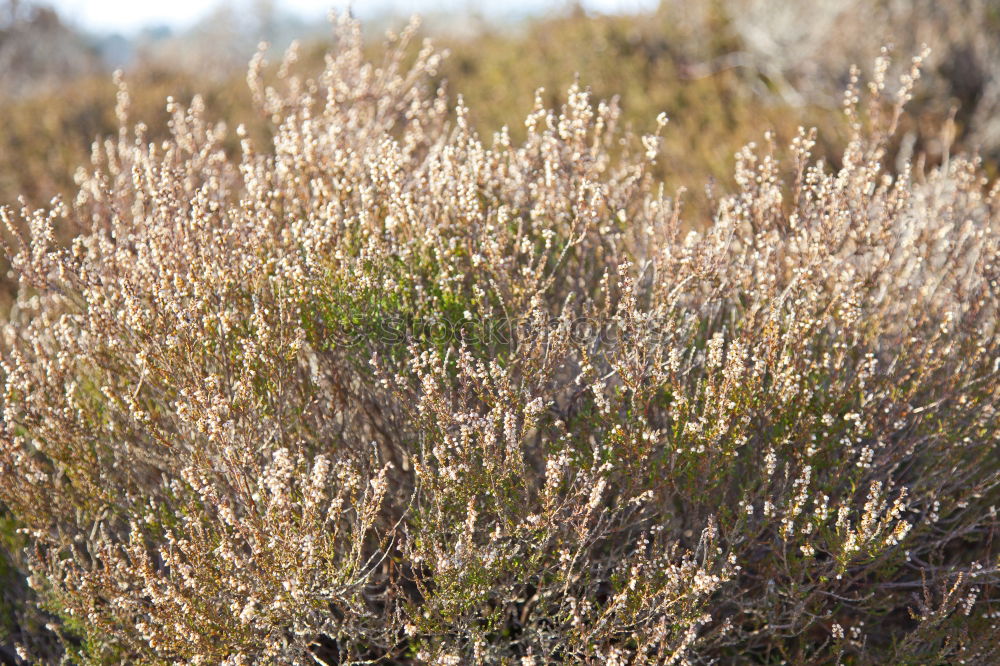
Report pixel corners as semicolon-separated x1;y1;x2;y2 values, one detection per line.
0;17;998;665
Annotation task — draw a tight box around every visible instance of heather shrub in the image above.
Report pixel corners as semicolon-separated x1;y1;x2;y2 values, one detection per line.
7;0;1000;222
0;16;998;665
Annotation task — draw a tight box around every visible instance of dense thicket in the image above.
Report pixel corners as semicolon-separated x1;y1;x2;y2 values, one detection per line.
0;13;998;666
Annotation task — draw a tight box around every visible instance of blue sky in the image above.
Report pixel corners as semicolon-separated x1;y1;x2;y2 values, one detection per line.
48;0;659;34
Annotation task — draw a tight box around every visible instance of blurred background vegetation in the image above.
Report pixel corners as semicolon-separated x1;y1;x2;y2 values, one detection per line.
3;0;999;213
1;0;999;660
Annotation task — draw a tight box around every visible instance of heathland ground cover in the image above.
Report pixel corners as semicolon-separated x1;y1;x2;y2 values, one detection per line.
0;3;998;664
